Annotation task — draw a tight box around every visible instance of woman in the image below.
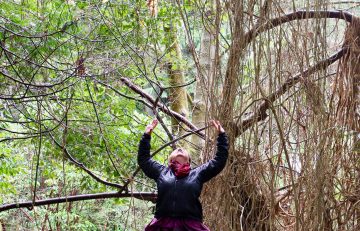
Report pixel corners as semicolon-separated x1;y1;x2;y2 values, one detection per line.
138;119;229;231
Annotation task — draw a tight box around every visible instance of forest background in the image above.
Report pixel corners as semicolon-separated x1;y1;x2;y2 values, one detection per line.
0;0;359;230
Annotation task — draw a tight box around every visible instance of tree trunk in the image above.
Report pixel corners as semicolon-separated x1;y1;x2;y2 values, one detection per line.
164;23;189;145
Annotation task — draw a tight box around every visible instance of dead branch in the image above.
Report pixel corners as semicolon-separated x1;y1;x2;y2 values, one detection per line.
120;77;205;138
234;48;348;137
0;192;157;212
244;10;354;45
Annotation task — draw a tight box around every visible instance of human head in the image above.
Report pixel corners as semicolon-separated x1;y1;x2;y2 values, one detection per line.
169;147;190;164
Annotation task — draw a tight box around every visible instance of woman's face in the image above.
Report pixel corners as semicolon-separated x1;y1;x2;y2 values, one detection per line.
170;148;189;164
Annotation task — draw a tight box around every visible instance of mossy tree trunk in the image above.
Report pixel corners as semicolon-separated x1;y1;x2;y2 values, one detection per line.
164;23;189;148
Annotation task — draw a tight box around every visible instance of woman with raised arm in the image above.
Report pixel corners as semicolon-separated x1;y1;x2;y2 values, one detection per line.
138;119;229;231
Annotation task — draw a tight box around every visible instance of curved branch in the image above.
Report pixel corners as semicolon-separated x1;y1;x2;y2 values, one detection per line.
244;10;355;45
0;42;73;72
85;79;123;182
49;132;124;189
235;48;348;137
0;191;157;212
0;20;75;39
0;135;39;143
0;69;75;88
0;80;80;100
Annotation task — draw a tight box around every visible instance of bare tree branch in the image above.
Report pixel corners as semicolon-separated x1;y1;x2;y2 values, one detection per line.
0;20;75;39
120;77;205;139
234;48;348;137
0;191;157;212
244;10;354;45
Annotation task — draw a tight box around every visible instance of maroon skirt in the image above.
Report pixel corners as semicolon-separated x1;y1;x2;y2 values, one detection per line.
144;217;210;231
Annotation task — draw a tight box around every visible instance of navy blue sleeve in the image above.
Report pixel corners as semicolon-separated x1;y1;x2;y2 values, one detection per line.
137;133;165;180
198;133;229;183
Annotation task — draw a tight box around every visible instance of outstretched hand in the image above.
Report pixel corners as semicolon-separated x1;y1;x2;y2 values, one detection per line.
145;119;158;135
210;120;225;134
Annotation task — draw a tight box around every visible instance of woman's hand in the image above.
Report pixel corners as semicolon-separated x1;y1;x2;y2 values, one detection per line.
145;119;158;135
210;120;225;134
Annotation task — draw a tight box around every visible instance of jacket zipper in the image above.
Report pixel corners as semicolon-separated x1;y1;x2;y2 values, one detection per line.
173;179;177;212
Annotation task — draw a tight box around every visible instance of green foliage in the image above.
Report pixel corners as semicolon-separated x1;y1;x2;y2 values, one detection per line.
0;0;194;229
0;143;25;203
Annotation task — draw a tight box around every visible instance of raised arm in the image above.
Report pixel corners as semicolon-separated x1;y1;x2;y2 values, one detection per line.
198;121;229;183
137;120;165;180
